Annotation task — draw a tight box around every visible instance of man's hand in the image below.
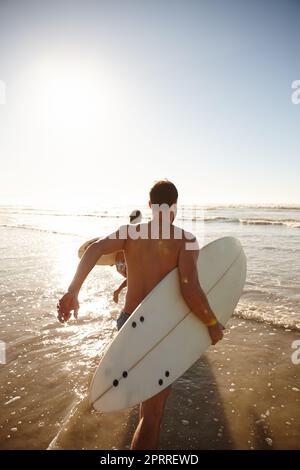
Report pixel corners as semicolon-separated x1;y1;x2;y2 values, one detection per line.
57;292;79;323
208;322;224;345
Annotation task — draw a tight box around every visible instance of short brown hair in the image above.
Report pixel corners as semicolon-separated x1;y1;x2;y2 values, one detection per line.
149;180;178;206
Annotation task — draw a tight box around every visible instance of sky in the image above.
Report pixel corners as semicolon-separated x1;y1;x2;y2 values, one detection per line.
0;0;299;207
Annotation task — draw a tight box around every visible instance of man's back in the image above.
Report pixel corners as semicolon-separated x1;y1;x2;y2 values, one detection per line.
123;222;186;313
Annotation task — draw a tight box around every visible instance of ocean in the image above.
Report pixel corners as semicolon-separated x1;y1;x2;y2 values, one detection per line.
0;204;299;449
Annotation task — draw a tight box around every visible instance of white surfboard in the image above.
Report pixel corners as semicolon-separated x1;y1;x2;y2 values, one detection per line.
78;238;118;266
90;236;247;412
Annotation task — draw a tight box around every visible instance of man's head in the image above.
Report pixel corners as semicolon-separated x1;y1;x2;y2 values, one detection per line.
149;180;178;206
129;209;142;224
149;180;178;222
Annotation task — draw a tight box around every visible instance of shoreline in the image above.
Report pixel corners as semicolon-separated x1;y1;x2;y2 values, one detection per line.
46;318;300;451
1;315;299;450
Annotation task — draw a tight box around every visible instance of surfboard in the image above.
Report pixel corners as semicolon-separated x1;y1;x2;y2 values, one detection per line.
78;238;118;266
90;236;247;412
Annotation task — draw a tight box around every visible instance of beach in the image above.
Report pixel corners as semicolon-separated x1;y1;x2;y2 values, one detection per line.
45;319;300;451
0;205;299;449
1;0;300;453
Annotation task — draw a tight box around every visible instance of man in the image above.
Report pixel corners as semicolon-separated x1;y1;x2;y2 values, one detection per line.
57;180;223;450
113;208;142;304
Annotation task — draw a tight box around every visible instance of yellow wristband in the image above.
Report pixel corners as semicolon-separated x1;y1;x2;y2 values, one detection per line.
206;318;217;327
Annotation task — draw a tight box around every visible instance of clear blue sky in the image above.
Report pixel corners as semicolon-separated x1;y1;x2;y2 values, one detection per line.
0;0;299;206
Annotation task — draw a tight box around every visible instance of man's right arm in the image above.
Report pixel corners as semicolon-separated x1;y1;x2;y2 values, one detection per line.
178;237;223;345
57;227;127;322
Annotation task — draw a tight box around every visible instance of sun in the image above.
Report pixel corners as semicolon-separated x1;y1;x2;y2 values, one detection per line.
30;56;116;132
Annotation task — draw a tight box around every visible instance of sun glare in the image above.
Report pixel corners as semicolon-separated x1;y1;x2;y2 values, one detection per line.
8;51;137;206
30;57;118;131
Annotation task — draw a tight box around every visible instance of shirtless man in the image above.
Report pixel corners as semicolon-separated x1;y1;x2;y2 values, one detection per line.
57;180;223;450
113;209;142;304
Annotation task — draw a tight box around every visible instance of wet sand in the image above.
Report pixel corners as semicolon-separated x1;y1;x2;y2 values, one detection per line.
160;319;300;450
46;319;300;450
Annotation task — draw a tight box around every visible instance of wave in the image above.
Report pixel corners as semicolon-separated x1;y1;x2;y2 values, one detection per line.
0;210;125;218
191;216;300;228
194;216;230;222
1;203;300;217
235;295;300;331
234;309;300;332
204;204;300;210
1;215;300;237
190;216;300;228
239;218;300;228
0;223;80;237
